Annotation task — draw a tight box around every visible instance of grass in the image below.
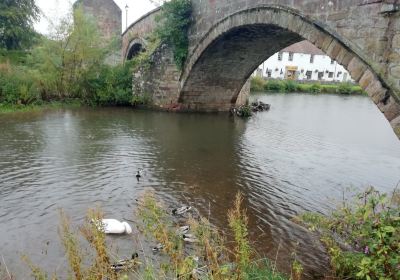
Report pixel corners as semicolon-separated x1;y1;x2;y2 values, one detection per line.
20;192;293;280
0;100;83;114
250;77;367;95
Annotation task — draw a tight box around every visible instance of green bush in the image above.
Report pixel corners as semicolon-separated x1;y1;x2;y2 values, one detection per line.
265;80;285;92
283;80;298;92
338;82;353;95
320;84;337;94
310;83;321;93
297;187;400;279
250;76;266;92
0;65;41;105
350;86;366;95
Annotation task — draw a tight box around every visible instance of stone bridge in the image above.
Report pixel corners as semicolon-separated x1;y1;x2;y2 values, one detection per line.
122;0;400;138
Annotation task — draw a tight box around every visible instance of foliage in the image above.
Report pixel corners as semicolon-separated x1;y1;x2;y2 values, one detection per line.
0;7;134;110
24;192;291;280
0;0;40;50
228;193;252;278
0;64;40;105
250;76;266;92
309;83;321;93
156;0;192;69
265;80;285;92
284;80;298;92
297;187;400;279
256;78;366;95
337;82;352;95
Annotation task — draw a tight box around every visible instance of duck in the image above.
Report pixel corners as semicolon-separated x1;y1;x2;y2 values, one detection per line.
176;225;190;235
192;266;209;278
152;243;164;252
136;169;142;181
183;234;199;243
172;206;192;216
110;253;139;271
93;219;133;234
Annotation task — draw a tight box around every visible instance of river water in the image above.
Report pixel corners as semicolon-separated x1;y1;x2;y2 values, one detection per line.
1;93;400;278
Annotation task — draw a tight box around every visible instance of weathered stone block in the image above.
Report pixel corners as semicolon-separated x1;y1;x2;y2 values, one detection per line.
347;57;367;81
365;79;387;104
325;40;342;60
390;65;400;79
358;70;375;90
379;97;400;121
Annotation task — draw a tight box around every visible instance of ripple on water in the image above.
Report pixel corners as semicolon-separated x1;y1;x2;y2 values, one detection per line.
0;99;400;279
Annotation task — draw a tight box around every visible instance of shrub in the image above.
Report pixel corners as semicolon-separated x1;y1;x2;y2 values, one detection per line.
350;86;366;95
297;187;400;279
250;76;266;92
0;65;41;105
338;82;353;95
310;83;321;93
283;80;298;92
265;80;285;92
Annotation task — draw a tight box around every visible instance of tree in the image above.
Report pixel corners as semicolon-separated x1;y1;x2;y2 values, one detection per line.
0;0;40;50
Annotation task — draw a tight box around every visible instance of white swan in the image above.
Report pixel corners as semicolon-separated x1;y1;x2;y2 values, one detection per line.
94;219;133;234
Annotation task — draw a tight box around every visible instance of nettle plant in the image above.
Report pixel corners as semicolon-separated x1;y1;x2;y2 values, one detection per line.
298;187;400;280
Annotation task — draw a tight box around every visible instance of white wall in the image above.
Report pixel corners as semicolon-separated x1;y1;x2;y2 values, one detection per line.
256;51;353;82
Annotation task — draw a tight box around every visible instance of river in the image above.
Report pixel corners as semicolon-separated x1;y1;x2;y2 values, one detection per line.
1;93;400;278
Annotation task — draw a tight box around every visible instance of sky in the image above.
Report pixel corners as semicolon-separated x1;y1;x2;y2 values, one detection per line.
34;0;157;35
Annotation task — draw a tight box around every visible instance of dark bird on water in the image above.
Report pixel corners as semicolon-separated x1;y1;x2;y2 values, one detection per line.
136;169;142;181
110;253;139;271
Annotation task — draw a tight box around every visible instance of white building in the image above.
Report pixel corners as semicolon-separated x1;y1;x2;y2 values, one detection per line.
256;40;352;83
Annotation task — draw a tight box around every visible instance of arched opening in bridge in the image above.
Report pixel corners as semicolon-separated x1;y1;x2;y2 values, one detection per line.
254;40;353;84
126;43;146;60
179;7;400;137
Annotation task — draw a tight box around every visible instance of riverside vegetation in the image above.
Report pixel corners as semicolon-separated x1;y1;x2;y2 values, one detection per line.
297;187;400;280
250;76;366;95
0;0;192;113
1;188;398;279
10;193;299;280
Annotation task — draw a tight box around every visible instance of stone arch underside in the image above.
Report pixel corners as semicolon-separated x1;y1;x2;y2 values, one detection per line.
180;6;400;138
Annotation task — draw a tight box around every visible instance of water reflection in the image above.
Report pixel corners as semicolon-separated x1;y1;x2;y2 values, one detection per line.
0;94;399;278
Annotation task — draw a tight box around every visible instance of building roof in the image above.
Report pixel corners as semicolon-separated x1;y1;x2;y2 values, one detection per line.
281;40;326;56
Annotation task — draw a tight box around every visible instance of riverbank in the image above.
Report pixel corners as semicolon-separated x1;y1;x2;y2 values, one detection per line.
0;100;84;114
251;77;366;95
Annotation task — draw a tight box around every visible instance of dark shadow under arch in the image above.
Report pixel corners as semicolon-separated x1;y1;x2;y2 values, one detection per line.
179;5;400;137
125;38;146;61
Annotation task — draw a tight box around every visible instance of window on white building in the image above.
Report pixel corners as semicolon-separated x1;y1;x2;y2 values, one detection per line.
328;72;334;78
331;59;335;65
278;52;283;61
289;52;294;61
310;55;314;63
318;72;324;80
306;71;312;80
267;70;272;78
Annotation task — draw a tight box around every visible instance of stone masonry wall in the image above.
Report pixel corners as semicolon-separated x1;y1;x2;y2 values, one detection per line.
132;44;181;110
75;0;122;41
187;0;400;101
122;1;400;137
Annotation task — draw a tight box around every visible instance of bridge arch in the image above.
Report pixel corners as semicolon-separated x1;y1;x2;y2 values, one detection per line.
125;38;147;60
180;5;400;134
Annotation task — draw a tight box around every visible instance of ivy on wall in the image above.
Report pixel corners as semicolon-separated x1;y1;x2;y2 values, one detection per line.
155;0;192;70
